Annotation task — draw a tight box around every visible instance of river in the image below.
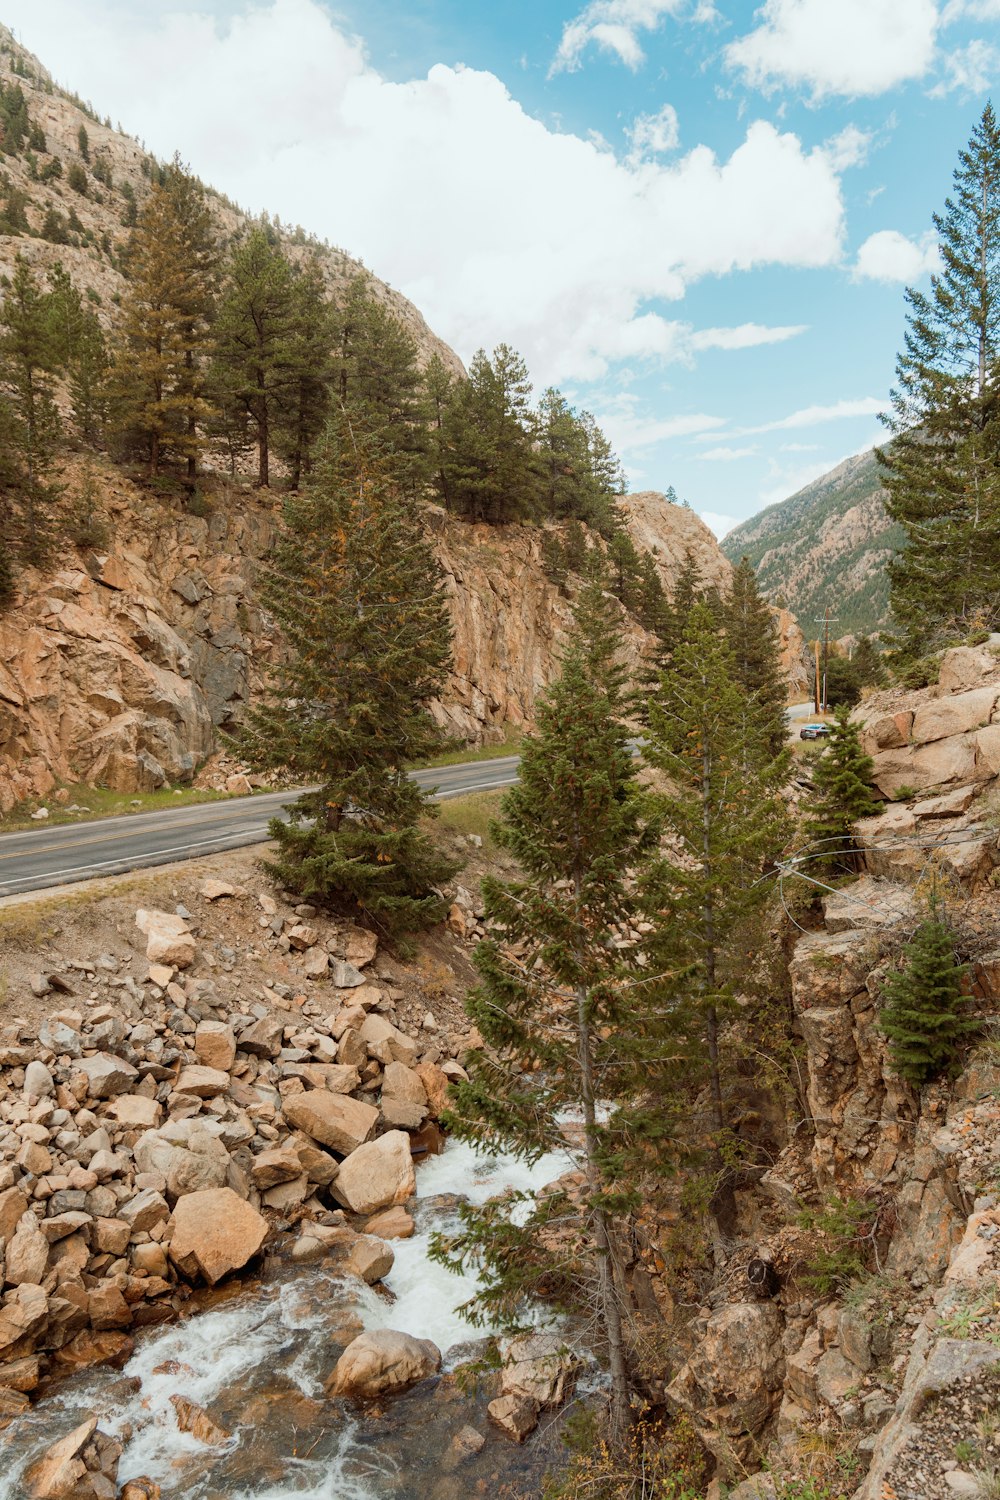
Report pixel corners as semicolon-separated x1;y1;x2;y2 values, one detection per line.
0;1134;584;1499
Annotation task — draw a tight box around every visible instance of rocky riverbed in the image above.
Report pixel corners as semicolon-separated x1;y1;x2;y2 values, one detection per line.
0;848;587;1497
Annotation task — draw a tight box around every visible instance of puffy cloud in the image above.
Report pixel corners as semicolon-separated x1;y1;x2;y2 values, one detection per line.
942;1;1000;18
591;395;726;455
627;103;680;160
725;0;940;99
4;0;859;389
853;229;942;283
550;0;714;76
930;39;1000;96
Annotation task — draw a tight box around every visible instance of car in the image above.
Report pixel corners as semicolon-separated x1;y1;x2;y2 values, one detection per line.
799;722;831;740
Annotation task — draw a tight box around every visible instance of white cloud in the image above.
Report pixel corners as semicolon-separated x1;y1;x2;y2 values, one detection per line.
689;322;807;351
3;0;860;389
943;1;1000;19
930;39;1000;96
725;0;939;99
699;510;739;538
593;395;726;454
627;103;680;161
550;0;714;76
699;445;758;461
706;396;885;440
853;229;942;283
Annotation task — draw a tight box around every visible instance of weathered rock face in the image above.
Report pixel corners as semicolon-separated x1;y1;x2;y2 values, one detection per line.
667;1302;785;1472
0;471;751;804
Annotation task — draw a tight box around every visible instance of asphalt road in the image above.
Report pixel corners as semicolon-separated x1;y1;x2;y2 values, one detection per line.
0;701;810;898
0;755;522;899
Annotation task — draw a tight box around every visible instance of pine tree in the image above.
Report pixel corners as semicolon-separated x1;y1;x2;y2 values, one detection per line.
112;161;218;477
641;601;790;1227
853;635;887;688
435;578;661;1437
723;556;790;758
212;224;295;487
329;277;427;495
47;265;108;445
235;417;456;934
804;706;881;874
0;255;62;563
276;257;332;490
880;891;973;1085
423;351;455;506
438;343;540;523
881;103;1000;647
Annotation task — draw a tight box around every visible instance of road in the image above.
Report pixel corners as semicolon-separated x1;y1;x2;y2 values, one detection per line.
0;755;522;899
0;701;810;898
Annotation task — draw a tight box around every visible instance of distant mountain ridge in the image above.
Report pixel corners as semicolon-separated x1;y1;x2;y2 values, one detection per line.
721;446;903;638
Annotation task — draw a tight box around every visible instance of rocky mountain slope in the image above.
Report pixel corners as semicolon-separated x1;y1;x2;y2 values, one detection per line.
723;447;902;640
0;458;735;811
0;26;462;376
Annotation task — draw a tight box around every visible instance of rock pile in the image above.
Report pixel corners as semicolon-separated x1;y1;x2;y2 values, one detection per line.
0;878;482;1448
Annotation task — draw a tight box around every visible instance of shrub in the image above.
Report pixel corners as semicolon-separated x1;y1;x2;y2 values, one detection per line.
880;893;975;1085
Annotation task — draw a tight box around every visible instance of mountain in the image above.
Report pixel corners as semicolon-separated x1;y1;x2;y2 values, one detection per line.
721;446;903;639
0;25;462;376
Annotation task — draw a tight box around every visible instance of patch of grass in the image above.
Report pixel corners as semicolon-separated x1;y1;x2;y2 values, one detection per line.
973;1465;1000;1500
433;790;505;855
411;729;524;770
0;782;230;833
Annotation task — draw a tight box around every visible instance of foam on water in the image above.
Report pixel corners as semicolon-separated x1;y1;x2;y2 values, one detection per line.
0;1131;580;1497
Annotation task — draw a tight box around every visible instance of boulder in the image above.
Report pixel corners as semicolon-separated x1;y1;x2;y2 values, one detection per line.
0;1284;49;1354
24;1060;54;1098
911;686;999;744
344;1235;395;1284
135;1122;231;1200
282;1092;379;1156
938;645;995;692
175;1065;231;1099
326;1328;441;1398
106;1095;162;1129
169;1394;231;1444
0;1185;28;1240
135;909;196;969
238;1014;286;1059
500;1332;580;1407
360;1014;419;1067
194;1022;237;1073
250;1147;305;1189
168;1187;268;1285
199;879;236;902
666;1302;785;1473
5;1212;50;1286
77;1053;138;1100
340;925;378;968
332;1131;416;1215
24;1416;99;1498
119;1188;170;1233
364;1206;414;1240
487;1393;539;1443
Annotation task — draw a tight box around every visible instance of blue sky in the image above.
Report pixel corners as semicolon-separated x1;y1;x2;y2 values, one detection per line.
6;0;1000;534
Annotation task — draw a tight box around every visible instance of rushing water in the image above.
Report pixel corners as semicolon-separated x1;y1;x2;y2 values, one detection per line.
0;1134;580;1499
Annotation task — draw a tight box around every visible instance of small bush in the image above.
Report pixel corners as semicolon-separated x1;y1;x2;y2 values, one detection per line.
797;1194;877;1294
67;160;88;195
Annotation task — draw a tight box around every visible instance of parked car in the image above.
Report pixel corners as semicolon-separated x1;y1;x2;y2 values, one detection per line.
799;722;831;740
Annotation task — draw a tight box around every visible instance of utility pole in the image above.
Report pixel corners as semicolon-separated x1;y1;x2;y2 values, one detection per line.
811;607;839;713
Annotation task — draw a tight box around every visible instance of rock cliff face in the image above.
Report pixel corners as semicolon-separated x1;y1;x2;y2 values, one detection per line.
0;466;741;809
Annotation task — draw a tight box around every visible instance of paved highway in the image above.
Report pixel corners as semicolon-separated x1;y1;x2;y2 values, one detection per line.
0;755;522;899
0;700;810;898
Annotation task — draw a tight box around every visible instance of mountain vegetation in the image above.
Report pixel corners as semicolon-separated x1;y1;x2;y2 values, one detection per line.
721;445;901;639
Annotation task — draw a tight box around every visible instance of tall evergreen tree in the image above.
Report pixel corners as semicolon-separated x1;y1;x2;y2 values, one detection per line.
47;265;108;445
235;417;456;934
723;556;789;758
437;343;539;523
212;224;296;487
276;257;332;490
880;889;973;1085
112;160;217;477
423;351;455;506
641;602;790;1227
0;255;61;562
853;635;887;688
329;277;427;493
881;103;1000;646
435;578;662;1437
804;705;881;874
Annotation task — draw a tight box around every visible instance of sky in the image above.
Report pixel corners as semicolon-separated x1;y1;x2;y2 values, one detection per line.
4;0;1000;537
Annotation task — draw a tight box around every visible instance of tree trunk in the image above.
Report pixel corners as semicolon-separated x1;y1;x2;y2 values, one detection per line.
575;979;631;1437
